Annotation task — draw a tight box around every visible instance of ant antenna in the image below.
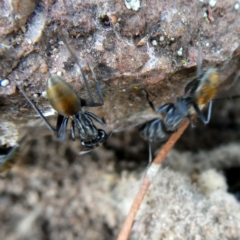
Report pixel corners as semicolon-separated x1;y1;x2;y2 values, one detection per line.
89;65;104;105
166;75;175;98
112;122;145;133
142;89;156;112
197;31;203;78
61;36;95;103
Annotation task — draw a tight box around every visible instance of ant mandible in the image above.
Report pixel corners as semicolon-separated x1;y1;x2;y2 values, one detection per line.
18;41;109;152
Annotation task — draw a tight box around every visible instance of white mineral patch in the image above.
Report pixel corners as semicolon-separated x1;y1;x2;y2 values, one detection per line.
235;3;239;10
177;47;183;56
159;36;164;42
0;79;10;87
25;11;46;44
41;91;47;98
209;0;217;7
152;40;158;46
124;0;141;11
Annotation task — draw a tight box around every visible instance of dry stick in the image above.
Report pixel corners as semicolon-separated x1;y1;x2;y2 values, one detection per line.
117;119;190;240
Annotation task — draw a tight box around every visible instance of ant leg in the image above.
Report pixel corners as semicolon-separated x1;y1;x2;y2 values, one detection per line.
85;112;106;126
79;148;94;155
70;121;76;141
206;100;213;123
89;65;104;105
80;99;102;107
56;115;64;132
197;43;202;78
62;40;95;103
192;100;212;124
187;115;196;128
143;89;155;112
105;131;113;141
18;86;57;134
79;66;104;108
157;103;174;114
141;141;153;182
148;141;152;164
57;117;69;140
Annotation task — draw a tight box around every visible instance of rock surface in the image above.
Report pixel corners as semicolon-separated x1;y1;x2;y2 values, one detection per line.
0;0;240;145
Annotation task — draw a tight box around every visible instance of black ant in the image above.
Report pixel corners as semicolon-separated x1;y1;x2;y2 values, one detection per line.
139;44;219;163
18;42;109;153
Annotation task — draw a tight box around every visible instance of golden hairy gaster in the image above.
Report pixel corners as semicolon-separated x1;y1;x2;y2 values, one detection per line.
196;68;219;105
47;77;81;117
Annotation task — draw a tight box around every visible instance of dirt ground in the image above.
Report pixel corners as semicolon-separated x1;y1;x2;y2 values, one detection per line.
1;88;240;240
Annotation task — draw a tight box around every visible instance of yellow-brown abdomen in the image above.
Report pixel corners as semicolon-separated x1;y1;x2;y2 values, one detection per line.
196;68;219;105
46;77;81;117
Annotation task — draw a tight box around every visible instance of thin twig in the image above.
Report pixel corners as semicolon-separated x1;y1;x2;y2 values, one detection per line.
117;119;190;240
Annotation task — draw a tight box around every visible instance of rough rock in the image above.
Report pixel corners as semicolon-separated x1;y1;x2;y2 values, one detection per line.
0;0;240;145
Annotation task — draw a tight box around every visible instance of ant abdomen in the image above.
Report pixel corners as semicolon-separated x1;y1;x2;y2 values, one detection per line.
195;68;219;105
46;76;81;117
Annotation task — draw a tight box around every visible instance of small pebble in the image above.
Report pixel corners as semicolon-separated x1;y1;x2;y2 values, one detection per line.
0;79;10;87
152;40;158;46
177;47;183;56
209;0;217;7
159;36;164;42
235;3;239;10
42;91;47;98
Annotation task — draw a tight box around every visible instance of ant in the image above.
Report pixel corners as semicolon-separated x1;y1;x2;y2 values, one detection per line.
139;44;219;163
18;41;109;153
